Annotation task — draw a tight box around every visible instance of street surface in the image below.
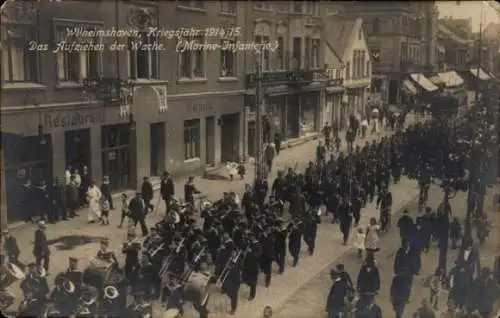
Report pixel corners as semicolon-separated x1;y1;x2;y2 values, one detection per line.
4;114;425;316
274;187;500;318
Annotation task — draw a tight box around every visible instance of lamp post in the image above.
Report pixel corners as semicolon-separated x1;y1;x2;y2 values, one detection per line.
254;55;264;182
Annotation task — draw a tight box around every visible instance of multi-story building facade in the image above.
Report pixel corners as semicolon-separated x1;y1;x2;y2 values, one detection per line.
0;0;246;225
334;2;438;105
241;1;329;156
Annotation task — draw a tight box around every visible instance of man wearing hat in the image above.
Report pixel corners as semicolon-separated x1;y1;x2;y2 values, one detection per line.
97;238;118;265
325;264;353;318
129;192;149;237
20;263;50;301
184;176;201;206
2;229;22;270
141;176;154;214
100;176;114;210
161;171;175;214
51;177;68;222
33;221;50;273
65;257;83;291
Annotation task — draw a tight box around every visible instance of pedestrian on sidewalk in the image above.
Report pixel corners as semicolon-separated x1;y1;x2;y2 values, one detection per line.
86;181;102;223
33;221;50;273
274;132;282;156
161;171;175;214
428;268;444;310
356;253;380;307
361;118;368;138
129;192;149;237
100;196;110;225
118;193;129;228
141;176;154;213
2;229;23;270
66;176;79;218
100;176;114;210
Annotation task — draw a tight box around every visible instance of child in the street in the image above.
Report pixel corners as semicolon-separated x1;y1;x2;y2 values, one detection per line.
354;227;366;258
100;197;110;225
118;193;129;228
429;268;443;310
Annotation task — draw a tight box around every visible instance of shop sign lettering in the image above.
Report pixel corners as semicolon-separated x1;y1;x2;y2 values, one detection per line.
44;111;106;130
187;102;214;113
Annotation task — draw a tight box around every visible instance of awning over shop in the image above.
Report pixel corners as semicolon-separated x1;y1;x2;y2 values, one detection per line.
403;80;417;94
470;68;491;80
437;71;464;87
409;73;439;92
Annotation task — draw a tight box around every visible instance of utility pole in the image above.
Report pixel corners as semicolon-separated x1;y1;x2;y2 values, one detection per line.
254;55;264;181
474;2;484;104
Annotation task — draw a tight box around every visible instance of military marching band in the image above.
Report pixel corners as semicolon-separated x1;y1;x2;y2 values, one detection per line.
0;88;498;318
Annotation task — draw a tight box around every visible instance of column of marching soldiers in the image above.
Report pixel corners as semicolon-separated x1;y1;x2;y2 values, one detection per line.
0;102;498;317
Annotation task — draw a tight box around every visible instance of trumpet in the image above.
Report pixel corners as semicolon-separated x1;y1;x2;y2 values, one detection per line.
216;249;243;287
149;243;165;258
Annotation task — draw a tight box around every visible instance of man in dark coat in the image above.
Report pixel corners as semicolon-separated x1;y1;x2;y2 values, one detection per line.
140;176;154;213
52;177;68;221
242;235;260;300
221;250;241;315
66;177;79;218
356;253;381;306
160;171;175;213
355;294;382;318
128;192;148;236
288;221;302;267
184;176;201;206
33;221;50;272
390;274;412;318
325;265;353;318
2;229;22;269
394;241;421;297
397;208;414;246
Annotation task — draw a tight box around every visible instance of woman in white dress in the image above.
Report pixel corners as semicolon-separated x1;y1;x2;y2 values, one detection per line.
364;217;381;254
86;181;102;223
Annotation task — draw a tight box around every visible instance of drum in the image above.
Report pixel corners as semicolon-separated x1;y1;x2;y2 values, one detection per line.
184;271;212;307
0;263;25;288
83;258;120;288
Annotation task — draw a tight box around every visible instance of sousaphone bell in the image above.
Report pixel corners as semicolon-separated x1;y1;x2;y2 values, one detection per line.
103;285;120;301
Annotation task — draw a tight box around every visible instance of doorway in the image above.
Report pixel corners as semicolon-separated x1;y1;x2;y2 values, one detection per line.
220;113;240;162
101;124;131;191
65;129;91;175
3;133;53;223
150;122;165;176
205;116;215;166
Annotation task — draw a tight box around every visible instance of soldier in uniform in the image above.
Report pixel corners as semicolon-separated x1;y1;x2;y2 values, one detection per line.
33;221;50;272
64;257;83;301
288;220;302;267
273;220;287;274
259;227;274;288
254;175;269;210
222;249;242;315
242;233;261;300
20;263;50;301
96;238;118;265
303;212;318;255
122;239;140;282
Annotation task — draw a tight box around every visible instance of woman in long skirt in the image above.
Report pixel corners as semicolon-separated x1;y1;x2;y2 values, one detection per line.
86;181;102;223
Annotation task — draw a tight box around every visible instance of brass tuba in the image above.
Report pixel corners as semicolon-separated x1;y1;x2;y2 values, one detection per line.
103;285;120;301
79;288;98;307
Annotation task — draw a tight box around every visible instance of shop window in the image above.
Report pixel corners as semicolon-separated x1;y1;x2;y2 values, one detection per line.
128;32;158;79
184;119;200;160
101;124;130;149
220;39;236;77
2;25;38;83
301;94;317;135
179;35;206;79
220;1;236;13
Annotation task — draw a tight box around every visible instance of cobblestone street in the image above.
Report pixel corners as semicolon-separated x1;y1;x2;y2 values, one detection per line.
5;116;427;316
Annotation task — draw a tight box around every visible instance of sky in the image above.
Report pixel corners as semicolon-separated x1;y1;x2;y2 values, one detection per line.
437;1;500;32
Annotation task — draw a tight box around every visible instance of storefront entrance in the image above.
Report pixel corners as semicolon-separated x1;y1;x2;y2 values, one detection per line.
286;94;300;139
65;129;91;175
3;132;52;223
300;92;319;136
205;116;215;166
220;113;240;162
150;122;165;177
101;124;131;191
